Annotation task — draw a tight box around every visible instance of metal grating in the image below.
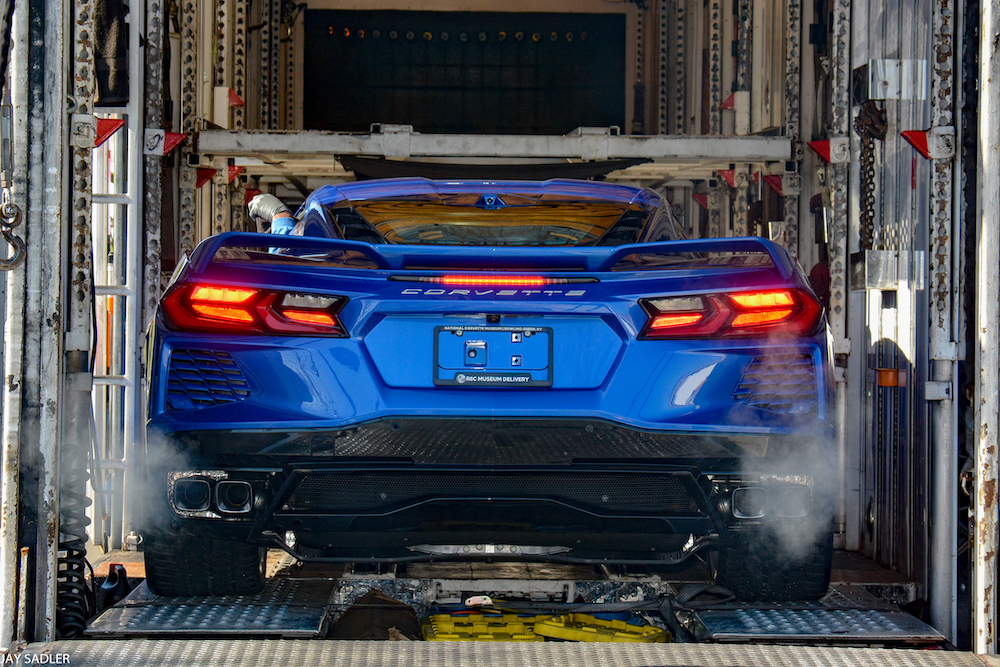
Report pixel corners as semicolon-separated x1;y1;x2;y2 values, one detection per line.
85;579;334;637
289;471;700;516
325;419;737;464
733;354;818;415
20;639;983;666
692;607;943;643
166;349;250;411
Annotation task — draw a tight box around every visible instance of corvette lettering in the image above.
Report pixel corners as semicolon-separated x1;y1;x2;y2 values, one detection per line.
401;288;587;297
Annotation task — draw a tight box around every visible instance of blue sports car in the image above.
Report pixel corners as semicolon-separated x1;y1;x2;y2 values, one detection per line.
141;178;834;601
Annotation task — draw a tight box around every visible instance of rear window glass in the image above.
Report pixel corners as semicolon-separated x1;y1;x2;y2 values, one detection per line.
336;194;652;246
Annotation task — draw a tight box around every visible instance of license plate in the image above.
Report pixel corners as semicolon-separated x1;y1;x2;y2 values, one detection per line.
434;325;553;387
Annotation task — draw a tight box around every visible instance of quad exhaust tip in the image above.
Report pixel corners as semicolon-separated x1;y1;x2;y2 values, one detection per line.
731;485;811;520
170;473;255;515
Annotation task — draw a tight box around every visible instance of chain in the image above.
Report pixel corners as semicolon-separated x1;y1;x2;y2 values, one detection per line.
854;101;886;251
0;188;24;270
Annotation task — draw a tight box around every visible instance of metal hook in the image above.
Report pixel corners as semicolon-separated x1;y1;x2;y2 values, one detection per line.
0;226;25;270
1;199;21;228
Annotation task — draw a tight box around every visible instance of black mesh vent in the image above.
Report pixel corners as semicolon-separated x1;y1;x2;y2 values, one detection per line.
288;471;700;516
166;349;251;411
733;354;818;415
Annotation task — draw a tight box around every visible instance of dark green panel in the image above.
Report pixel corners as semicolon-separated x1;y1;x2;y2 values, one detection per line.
303;10;626;134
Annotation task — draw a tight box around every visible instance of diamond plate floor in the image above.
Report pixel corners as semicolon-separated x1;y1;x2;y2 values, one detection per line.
85;579;335;638
18;639;985;667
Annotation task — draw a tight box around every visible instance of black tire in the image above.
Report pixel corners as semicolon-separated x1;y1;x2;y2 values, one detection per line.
144;528;265;597
714;521;833;602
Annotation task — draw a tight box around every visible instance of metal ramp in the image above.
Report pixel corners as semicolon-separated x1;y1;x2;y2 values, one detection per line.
18;640;986;667
85;579;336;638
680;587;944;645
81;556;944;648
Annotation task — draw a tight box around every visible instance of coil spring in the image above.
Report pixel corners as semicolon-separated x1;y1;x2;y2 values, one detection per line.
56;438;92;638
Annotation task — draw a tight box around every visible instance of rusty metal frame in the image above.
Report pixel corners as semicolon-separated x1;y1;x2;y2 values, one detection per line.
730;0;752;236
259;0;271;130
782;0;802;259
634;2;644;135
283;11;295;130
1;0;31;650
212;160;230;235
976;0;999;655
179;0;199;256
657;0;668;134
673;1;685;134
828;0;851;347
708;0;722;136
144;0;165;323
233;0;246;129
733;169;749;237
926;0;959;645
269;0;280;131
737;0;750;92
215;0;231;90
826;0;855;564
18;0;72;640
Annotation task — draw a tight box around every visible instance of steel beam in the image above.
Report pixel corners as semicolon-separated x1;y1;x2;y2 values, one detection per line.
928;0;959;644
733;169;749;237
634;4;645;135
178;0;198;256
16;0;72;641
232;0;246;129
782;0;802;260
673;1;685;134
976;0;1000;653
197;129;792;163
829;0;855;555
708;0;722;136
144;0;165;322
0;0;29;645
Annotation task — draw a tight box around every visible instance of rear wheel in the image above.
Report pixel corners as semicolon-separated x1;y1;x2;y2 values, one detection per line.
714;521;833;602
144;527;265;597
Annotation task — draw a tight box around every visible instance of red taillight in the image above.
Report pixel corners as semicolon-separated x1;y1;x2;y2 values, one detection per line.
641;289;821;339
279;310;336;327
161;284;348;336
189;286;256;303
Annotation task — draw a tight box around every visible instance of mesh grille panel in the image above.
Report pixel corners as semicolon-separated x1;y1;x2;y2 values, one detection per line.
733;354;818;415
289;471;700;516
329;419;735;464
166;349;251;411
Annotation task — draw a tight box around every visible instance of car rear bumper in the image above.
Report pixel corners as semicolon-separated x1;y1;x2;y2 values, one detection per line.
143;418;830;564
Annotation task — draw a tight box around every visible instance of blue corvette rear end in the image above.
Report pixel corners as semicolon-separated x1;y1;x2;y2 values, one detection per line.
141;179;834;600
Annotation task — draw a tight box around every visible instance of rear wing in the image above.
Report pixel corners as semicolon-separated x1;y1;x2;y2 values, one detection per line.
193;232;795;280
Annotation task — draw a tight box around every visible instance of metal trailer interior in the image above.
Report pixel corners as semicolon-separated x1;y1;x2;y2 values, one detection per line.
1;0;998;664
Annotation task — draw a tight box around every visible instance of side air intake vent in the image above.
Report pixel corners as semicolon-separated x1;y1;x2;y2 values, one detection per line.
166;349;250;411
734;354;818;415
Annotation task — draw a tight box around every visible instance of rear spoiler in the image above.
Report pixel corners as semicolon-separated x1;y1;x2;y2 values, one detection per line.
194;232;795;280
